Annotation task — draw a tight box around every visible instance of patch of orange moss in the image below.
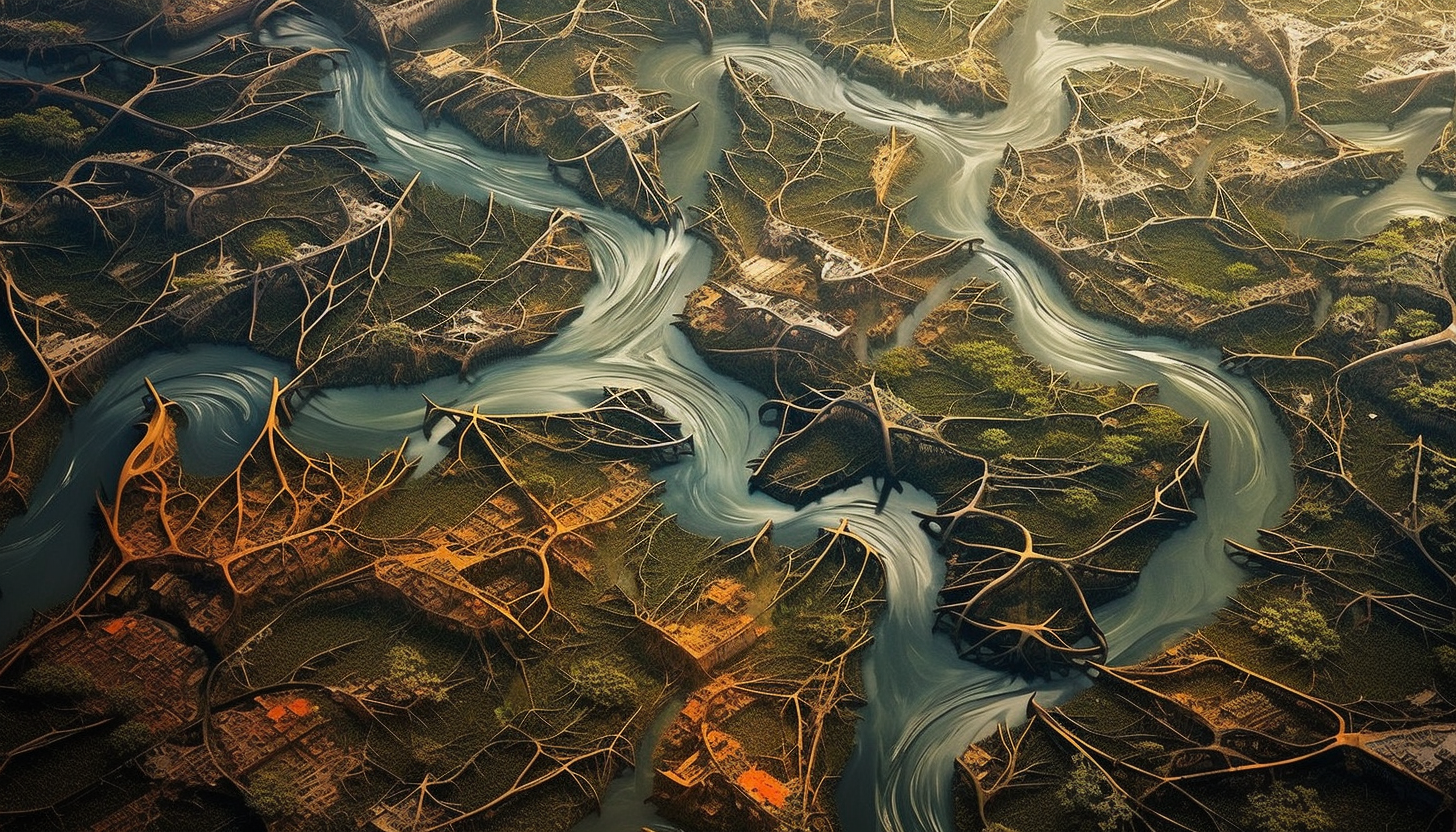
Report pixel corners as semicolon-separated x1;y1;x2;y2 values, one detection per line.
737;766;788;808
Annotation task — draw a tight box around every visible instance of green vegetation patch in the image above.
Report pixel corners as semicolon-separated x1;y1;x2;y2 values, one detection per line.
992;64;1401;337
1059;0;1456;123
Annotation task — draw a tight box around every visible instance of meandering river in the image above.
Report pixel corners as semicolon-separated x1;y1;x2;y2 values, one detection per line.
2;1;1452;828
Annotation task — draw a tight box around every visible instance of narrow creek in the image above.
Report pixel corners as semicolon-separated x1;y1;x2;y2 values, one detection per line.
3;1;1453;828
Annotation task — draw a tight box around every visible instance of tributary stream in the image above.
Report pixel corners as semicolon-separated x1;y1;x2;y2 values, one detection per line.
3;0;1454;828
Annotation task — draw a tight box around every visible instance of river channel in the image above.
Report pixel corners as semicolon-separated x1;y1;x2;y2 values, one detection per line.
3;0;1454;828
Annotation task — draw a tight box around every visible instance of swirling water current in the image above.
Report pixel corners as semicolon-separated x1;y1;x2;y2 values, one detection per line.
3;1;1453;828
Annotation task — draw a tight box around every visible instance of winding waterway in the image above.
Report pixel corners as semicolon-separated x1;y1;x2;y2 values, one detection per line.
2;0;1454;828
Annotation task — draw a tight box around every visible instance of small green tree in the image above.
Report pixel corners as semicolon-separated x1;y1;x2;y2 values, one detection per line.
1417;502;1450;528
1244;782;1333;832
1060;756;1134;831
949;340;1018;377
381;645;449;704
18;662;96;700
1130;741;1164;758
569;657;637;710
1351;229;1408;274
801;612;853;655
1394;379;1456;414
105;682;147;717
1434;645;1456;682
368;321;415;350
174;272;224;291
947;340;1050;413
872;347;928;383
442;251;486;280
517;467;558;497
1040;430;1090;457
0;106;94;152
248;229;294;262
1096;433;1144;466
1253;597;1340;662
1388;309;1442;340
1327;294;1378;335
1132;406;1191;454
1224;262;1260;287
1329;295;1375;316
1060;486;1102;521
977;428;1014;452
247;764;301;819
1295;499;1334;524
105;721;154;758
